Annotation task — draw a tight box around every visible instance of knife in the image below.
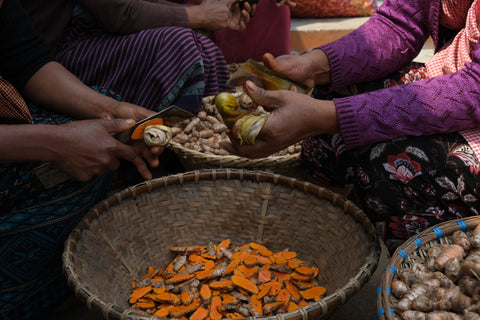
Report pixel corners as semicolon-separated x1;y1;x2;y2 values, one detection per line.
33;105;194;189
113;105;194;144
226;59;309;94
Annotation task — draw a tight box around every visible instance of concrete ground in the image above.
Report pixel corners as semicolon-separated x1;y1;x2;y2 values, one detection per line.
50;11;434;320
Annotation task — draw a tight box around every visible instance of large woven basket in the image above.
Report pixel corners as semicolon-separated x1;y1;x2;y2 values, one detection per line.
168;141;302;176
63;169;380;320
377;216;480;320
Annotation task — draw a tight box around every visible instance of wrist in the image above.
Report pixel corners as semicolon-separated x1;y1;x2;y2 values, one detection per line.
306;49;331;86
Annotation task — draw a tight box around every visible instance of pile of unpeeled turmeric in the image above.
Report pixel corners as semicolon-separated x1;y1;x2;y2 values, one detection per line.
390;224;480;320
129;240;326;319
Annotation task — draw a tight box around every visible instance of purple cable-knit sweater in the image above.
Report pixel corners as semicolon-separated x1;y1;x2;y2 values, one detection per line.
318;0;480;149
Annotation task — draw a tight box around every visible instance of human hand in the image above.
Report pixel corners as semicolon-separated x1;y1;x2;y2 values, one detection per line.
220;81;339;158
274;0;296;8
52;119;154;181
262;50;331;88
188;0;252;31
103;101;165;167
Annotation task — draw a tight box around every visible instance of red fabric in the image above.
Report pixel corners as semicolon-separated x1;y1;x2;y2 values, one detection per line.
0;76;32;124
212;0;291;64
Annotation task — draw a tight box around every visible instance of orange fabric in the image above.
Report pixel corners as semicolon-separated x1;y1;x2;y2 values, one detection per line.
0;76;32;124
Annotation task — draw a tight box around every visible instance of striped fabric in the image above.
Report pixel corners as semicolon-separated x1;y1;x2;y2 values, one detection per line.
0;76;32;124
56;19;230;113
426;0;480;159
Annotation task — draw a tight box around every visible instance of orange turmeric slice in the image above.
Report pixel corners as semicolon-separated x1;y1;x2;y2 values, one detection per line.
268;281;283;296
250;294;263;317
131;118;164;140
199;284;212;302
209;280;234;291
189;306;209;320
150;291;181;305
170;299;201;317
287;301;300;312
295;266;316;277
154;305;173;318
285;281;301;302
231;275;258;295
165;273;195;285
263;301;284;314
209;296;223;320
277;288;291;306
129;285;152;303
300;286;327;301
257;269;272;283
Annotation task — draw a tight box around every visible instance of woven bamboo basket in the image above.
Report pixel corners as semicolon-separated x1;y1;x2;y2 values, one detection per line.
168;141;302;176
63;169;380;320
377;216;480;320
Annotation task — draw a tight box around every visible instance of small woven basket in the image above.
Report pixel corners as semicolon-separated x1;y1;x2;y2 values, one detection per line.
377;216;480;320
168;141;302;176
63;169;380;320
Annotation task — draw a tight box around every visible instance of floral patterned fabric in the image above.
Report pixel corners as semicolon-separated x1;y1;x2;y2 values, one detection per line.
301;63;480;254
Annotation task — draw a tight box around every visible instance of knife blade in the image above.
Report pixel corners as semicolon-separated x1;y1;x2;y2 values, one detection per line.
226;59;309;94
113;105;194;144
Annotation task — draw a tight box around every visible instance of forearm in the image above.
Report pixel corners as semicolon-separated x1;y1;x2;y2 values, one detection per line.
337;66;480;149
0;124;61;163
23;62;116;119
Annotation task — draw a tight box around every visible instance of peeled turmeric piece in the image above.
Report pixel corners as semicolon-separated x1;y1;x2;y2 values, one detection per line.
129;240;327;318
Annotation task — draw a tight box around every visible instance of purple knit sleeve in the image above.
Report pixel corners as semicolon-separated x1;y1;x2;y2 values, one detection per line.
337;42;480;149
319;0;435;89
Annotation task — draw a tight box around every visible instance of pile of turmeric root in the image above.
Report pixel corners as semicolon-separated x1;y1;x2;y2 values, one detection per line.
169;93;301;156
129;240;326;319
390;224;480;320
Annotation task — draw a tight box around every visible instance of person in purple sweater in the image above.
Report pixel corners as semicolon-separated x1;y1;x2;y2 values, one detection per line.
224;0;480;253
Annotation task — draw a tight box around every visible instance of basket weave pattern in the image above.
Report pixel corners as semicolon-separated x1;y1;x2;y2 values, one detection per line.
168;141;302;175
64;169;380;320
377;216;480;320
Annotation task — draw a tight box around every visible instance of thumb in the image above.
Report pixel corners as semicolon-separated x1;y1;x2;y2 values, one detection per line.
101;118;136;134
244;80;268;106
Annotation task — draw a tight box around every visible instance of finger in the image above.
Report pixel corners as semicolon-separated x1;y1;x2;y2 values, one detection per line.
131;156;153;180
289;85;299;93
244;80;268;106
101;118;136;134
262;53;281;73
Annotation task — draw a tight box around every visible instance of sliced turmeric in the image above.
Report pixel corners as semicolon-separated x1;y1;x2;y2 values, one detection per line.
231;275;258;294
129;240;326;319
131;118;164;140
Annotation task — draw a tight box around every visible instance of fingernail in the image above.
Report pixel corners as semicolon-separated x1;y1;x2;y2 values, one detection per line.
126;119;135;126
246;81;256;91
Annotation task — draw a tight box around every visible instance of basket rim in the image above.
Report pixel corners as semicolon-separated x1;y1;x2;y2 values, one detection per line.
63;169;380;320
376;215;480;320
168;140;300;164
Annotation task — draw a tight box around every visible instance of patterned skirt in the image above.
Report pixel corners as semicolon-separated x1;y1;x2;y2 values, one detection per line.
0;89;116;320
300;63;480;254
56;18;231;114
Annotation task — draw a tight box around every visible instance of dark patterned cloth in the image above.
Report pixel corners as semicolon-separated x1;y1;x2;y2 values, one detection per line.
301;63;480;254
0;88;117;320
